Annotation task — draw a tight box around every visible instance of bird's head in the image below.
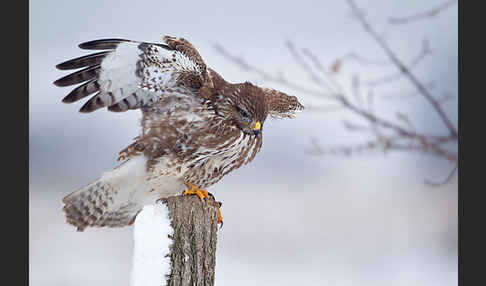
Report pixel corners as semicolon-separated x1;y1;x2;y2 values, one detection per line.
221;82;267;136
218;82;304;136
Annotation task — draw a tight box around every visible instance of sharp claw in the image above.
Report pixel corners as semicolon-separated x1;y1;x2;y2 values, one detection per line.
207;192;215;200
182;183;223;227
216;201;223;229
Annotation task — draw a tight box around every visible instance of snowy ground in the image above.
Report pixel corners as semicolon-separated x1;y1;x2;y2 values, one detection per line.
30;163;457;286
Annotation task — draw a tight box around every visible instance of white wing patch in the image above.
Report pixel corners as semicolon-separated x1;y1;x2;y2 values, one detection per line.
99;44;140;94
94;42;202;112
55;38;206;113
99;42;200;109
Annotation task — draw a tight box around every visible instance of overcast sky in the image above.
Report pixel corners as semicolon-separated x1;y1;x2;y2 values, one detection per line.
30;1;457;285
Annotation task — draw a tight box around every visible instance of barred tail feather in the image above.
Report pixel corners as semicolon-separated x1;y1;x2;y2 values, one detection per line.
62;156;150;231
62;180;142;231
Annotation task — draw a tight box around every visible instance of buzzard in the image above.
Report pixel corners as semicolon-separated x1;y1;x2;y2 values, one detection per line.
54;36;304;231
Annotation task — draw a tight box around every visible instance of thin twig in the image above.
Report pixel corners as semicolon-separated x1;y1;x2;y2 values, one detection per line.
424;162;458;186
332;52;391;67
300;48;344;92
365;38;432;87
286;41;333;91
389;0;457;25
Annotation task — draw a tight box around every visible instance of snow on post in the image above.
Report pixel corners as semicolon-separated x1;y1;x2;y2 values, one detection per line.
130;202;173;286
130;196;220;286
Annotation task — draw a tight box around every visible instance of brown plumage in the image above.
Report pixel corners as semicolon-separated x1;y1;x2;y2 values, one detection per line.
54;35;304;231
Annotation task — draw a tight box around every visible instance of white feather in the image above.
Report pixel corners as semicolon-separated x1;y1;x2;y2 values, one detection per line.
98;154;187;211
100;155;151;209
99;43;141;99
97;41;202;110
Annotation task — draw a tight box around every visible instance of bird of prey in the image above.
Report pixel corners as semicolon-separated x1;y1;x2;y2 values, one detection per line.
54;36;304;231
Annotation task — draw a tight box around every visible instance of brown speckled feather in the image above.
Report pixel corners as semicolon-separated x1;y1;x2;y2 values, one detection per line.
55;35;304;231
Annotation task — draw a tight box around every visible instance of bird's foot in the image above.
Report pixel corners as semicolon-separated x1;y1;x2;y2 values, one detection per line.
182;183;223;229
183;182;210;203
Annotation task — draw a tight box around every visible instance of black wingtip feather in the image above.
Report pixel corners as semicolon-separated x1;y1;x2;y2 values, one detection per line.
53;65;100;87
62;80;100;103
56;51;110;70
79;92;109;113
79;95;99;113
78;38;131;50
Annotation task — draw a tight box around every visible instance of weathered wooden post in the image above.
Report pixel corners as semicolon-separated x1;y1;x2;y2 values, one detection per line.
131;195;221;286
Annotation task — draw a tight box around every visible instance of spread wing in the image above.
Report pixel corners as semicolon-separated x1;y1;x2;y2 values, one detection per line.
54;36;208;113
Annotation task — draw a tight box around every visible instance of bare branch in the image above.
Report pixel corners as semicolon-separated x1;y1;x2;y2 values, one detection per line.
285;41;333;91
300;49;344;92
347;0;458;139
365;38;432;87
389;0;457;25
214;44;337;99
337;95;419;139
216;39;456;162
332;52;390;67
437;91;456;104
214;1;458;177
395;112;416;132
309;135;457;163
424;162;458;186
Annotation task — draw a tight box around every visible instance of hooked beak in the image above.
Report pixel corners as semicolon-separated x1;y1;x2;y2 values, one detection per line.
252;121;261;136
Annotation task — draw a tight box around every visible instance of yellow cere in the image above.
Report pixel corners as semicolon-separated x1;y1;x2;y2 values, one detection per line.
252;121;261;131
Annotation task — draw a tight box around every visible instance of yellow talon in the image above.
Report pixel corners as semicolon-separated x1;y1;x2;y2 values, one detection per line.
216;201;223;228
183;182;210;204
182;182;224;228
